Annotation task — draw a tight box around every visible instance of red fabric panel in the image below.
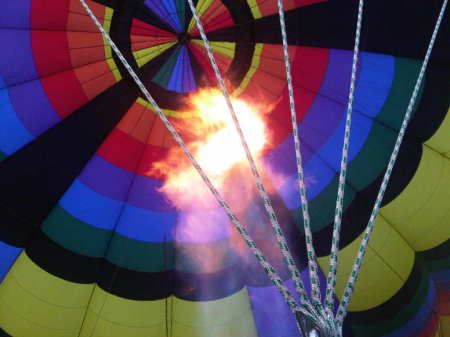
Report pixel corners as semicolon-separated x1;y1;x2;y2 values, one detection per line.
31;0;88;118
98;129;145;173
131;19;176;38
258;0;327;18
418;314;439;337
239;46;329;150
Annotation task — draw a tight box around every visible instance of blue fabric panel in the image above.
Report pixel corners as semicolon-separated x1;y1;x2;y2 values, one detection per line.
181;46;196;92
265;52;395;209
0;78;34;155
60;179;124;230
115;203;176;242
144;0;181;32
167;45;185;92
159;0;182;32
0;242;22;282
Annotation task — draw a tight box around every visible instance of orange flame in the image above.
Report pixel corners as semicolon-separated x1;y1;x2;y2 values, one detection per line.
150;89;272;272
151;89;270;209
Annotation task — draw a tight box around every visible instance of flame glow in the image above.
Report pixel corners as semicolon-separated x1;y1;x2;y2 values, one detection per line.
150;89;271;272
151;89;269;209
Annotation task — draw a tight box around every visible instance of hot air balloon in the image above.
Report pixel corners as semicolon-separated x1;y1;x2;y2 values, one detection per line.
0;0;449;336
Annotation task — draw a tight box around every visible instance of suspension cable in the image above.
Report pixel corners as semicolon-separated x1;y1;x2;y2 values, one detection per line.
276;0;326;314
79;0;321;325
335;0;448;328
325;0;364;316
186;0;325;323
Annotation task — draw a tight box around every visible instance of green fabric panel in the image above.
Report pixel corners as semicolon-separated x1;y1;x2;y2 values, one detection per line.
293;177;355;233
106;234;174;272
41;205;112;257
153;46;180;88
374;58;421;131
0;151;6;162
347;57;421;190
351;264;429;337
175;0;185;28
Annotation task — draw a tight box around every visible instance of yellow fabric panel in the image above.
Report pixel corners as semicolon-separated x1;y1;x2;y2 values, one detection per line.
79;286;166;337
172;288;258;337
0;252;93;337
380;146;450;251
439;316;450;337
102;7;113;58
106;58;121;82
187;0;216;32
102;7;121;81
233;43;264;97
318;216;414;311
425;108;450;157
191;40;236;60
133;42;177;67
136;97;186;118
247;0;263;18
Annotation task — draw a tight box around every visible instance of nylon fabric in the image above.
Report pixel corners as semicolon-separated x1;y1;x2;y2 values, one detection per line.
325;0;364;317
335;0;449;328
79;0;319;324
186;0;325;327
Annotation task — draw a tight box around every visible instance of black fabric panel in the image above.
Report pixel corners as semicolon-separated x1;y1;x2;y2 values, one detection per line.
347;256;424;325
26;229;100;284
184;0;199;32
310;140;422;257
187;46;213;88
401;65;450;145
380;64;450;206
208;0;450;63
190;0;256;89
0;81;137;247
0;328;11;337
97;261;173;300
417;239;450;261
109;0;144;82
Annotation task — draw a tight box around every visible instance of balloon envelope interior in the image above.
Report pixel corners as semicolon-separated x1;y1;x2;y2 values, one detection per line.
0;0;449;336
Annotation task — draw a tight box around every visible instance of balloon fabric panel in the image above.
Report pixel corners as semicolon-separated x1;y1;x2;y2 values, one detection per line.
0;0;449;336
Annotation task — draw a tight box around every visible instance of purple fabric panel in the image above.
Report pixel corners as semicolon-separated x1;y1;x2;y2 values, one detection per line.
9;79;60;136
249;267;332;337
78;154;175;211
0;1;30;28
144;0;180;31
263;49;352;178
248;279;301;337
79;154;134;202
127;174;175;211
0;7;60;136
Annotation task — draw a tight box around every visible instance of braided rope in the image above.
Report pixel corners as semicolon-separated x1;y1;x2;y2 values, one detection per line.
186;0;325;323
276;0;325;314
324;0;364;315
335;0;448;328
79;0;321;324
